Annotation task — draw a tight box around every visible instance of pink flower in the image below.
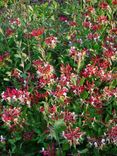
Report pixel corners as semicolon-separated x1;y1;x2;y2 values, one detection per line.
97;16;107;23
71;85;85;95
6;28;14;36
69;21;77;26
2;107;21;125
63;127;84;144
0;56;3;62
108;126;117;143
81;64;98;77
52;86;68;98
60;64;72;76
1;88;31;106
39;106;45;112
69;46;77;56
33;60;55;87
87;6;95;13
40;148;49;156
103;87;117;98
59;15;68;22
10;18;20;26
85;81;95;92
91;24;101;31
99;2;109;9
48;105;56;114
45;36;57;48
11;68;21;78
87;33;99;40
62;111;76;123
88;95;102;108
83;21;91;28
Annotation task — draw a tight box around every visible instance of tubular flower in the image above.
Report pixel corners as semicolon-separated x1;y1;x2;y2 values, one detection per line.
63;127;84;145
1;88;31;107
2;107;21;126
108;126;117;143
31;28;44;37
45;36;57;48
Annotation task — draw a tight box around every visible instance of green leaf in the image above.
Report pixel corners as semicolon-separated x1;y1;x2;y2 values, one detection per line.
20;73;27;79
80;90;89;99
62;142;70;151
80;77;85;85
78;148;89;154
54;119;66;133
24;62;31;71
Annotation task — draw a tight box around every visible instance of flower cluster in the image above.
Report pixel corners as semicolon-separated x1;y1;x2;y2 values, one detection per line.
1;88;31;106
63;127;84;145
108;126;117;144
45;36;57;48
33;60;55;88
2;107;21;127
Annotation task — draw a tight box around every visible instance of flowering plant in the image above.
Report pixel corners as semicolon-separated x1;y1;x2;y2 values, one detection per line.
0;0;117;155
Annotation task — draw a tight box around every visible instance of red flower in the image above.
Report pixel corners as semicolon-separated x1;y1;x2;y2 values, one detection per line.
71;85;85;95
31;28;44;37
112;0;117;5
59;15;68;22
83;21;91;28
2;107;21;124
45;36;57;48
40;106;45;112
63;127;84;143
11;68;20;78
62;111;76;123
87;33;94;40
99;2;109;9
88;95;102;108
85;81;95;92
81;64;98;78
69;21;77;26
91;24;101;31
48;105;56;113
87;6;95;13
97;16;107;23
87;33;99;40
1;88;31;106
110;28;117;34
10;18;20;26
103;50;114;58
60;64;72;76
108;126;117;143
53;86;68;98
0;56;3;62
6;28;14;36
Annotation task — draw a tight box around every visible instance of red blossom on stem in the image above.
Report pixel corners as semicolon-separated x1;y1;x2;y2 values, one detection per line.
108;126;117;143
63;127;84;144
31;28;44;37
2;107;21;126
6;28;14;36
112;0;117;5
45;36;57;48
99;2;109;9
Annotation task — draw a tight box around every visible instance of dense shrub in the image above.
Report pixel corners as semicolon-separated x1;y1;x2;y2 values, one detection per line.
0;0;117;155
